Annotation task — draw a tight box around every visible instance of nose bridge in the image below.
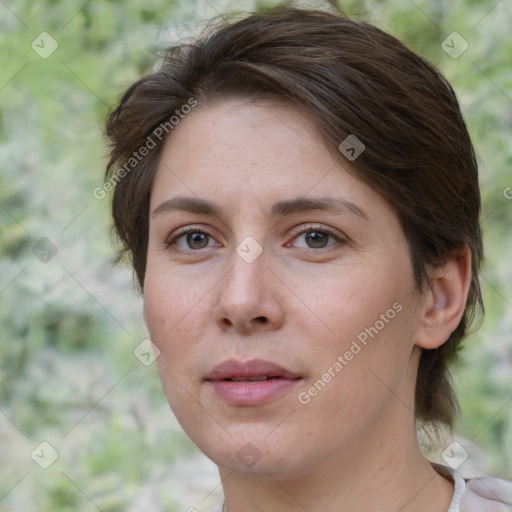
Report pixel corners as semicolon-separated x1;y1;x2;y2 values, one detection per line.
223;236;267;301
213;235;283;332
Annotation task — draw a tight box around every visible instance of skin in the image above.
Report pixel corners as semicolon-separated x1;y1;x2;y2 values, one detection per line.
143;98;472;512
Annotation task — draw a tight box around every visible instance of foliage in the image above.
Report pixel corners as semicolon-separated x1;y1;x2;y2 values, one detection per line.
0;0;510;510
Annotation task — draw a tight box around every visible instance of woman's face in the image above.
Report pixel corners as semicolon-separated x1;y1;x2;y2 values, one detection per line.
143;98;425;478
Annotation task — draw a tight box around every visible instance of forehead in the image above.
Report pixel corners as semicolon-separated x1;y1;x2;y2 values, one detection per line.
156;99;344;187
157;97;327;171
151;98;377;208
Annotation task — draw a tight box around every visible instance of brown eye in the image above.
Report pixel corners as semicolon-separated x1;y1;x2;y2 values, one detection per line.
185;232;210;249
167;228;218;251
304;230;330;248
290;226;343;250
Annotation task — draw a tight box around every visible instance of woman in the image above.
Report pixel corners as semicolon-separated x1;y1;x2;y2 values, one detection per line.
104;7;511;511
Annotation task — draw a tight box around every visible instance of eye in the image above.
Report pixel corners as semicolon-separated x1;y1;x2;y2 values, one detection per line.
165;224;344;252
167;227;219;251
289;225;344;250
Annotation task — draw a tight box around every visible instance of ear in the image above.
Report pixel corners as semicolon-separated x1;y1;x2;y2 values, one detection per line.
414;244;472;350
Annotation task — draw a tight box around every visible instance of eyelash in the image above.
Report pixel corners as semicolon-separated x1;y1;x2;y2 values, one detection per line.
165;224;346;252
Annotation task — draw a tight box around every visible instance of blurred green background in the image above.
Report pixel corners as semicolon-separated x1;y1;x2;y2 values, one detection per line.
0;0;510;510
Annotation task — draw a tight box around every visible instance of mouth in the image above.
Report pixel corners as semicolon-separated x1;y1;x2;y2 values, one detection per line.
223;376;280;381
205;359;302;406
205;358;301;382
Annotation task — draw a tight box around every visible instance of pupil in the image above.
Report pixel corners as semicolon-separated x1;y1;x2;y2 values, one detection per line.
187;232;208;249
306;231;327;248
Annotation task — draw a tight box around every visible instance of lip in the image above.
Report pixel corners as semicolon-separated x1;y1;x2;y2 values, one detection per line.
205;358;302;406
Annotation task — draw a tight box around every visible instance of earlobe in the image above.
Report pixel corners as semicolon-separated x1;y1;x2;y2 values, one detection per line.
415;245;472;350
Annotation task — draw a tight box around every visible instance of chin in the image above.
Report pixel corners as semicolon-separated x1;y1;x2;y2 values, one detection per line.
197;429;310;480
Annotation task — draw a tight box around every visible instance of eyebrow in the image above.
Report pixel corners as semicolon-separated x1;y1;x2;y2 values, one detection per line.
152;195;369;221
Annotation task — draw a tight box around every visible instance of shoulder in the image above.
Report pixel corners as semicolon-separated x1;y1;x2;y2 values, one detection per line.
207;499;224;512
461;476;512;511
431;462;512;512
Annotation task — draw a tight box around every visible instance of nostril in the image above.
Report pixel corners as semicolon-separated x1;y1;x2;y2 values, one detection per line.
219;316;268;329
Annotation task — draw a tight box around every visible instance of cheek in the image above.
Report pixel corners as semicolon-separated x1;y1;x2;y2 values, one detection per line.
295;264;402;341
143;278;207;421
144;269;200;335
298;306;417;442
143;283;168;346
298;263;417;391
143;273;215;386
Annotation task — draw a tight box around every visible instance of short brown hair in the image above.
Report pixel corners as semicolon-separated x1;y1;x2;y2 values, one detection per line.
105;7;483;429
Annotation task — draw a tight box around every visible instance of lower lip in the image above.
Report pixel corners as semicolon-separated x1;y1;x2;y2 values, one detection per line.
207;378;300;406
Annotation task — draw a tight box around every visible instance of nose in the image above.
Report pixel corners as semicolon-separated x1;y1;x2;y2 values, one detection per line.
212;246;285;335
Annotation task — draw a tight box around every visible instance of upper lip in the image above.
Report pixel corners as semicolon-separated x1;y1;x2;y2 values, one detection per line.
205;359;301;381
